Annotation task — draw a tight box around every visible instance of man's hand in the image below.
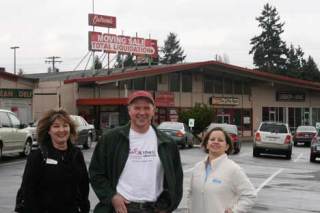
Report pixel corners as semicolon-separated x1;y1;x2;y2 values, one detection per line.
111;193;130;213
225;208;233;213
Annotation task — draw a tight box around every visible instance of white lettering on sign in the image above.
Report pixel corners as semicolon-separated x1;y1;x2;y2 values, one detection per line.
89;32;157;56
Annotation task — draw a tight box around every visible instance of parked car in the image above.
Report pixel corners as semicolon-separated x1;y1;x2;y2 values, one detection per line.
0;109;33;159
25;115;96;149
310;131;320;162
204;123;241;154
157;121;195;148
293;125;317;147
253;121;292;159
70;115;96;149
24;121;38;149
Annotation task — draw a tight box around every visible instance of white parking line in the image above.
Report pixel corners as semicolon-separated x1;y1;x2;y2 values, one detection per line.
293;153;303;162
255;168;283;193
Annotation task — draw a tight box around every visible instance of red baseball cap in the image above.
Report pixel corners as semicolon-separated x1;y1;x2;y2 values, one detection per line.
128;90;155;105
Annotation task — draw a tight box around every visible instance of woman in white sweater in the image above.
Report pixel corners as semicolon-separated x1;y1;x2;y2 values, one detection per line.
188;127;256;213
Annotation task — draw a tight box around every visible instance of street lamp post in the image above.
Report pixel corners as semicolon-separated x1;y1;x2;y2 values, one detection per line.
10;46;20;75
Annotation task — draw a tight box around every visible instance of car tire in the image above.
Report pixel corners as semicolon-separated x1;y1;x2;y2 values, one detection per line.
285;148;292;160
21;139;32;157
83;135;92;150
310;154;316;162
253;148;259;157
0;145;2;160
233;142;241;154
188;138;195;148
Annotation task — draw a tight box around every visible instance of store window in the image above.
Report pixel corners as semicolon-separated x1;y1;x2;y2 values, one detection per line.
204;78;214;93
242;109;252;131
146;76;157;91
214;77;223;94
262;107;285;123
169;73;180;92
312;108;320;126
133;78;145;90
182;73;192;92
224;78;233;94
234;80;242;94
243;82;250;94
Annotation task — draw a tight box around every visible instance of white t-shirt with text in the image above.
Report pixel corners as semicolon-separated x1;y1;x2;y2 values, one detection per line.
116;127;164;202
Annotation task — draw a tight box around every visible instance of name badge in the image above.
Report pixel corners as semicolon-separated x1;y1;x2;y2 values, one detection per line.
212;178;222;184
46;158;58;165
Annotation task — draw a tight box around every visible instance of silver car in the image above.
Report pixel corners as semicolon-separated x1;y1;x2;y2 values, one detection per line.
157;121;195;148
70;115;96;149
253;122;293;159
0;109;33;159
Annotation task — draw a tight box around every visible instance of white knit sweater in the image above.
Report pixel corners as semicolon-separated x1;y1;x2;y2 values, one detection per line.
188;154;256;213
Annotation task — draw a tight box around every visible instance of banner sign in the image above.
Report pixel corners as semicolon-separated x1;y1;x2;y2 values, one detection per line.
210;96;239;105
276;91;305;101
88;31;158;58
0;88;33;98
88;14;116;28
155;91;175;107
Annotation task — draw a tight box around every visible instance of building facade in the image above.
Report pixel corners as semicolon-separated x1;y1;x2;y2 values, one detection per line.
28;61;320;137
0;69;36;124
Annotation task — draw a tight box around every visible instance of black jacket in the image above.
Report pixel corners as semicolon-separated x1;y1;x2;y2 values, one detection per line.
89;123;183;213
22;142;90;213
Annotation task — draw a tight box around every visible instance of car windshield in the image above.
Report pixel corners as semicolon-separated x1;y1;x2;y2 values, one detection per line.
158;122;183;130
296;126;316;132
71;116;82;126
260;123;288;133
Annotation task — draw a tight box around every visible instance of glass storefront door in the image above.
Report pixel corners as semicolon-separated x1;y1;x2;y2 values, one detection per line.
217;114;231;124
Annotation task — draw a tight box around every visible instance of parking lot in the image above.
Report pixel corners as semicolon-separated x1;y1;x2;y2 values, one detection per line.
0;141;319;212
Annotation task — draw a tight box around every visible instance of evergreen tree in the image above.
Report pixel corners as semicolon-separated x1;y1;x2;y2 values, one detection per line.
93;56;102;70
286;44;304;77
160;32;186;64
249;3;288;73
114;53;135;68
301;56;320;81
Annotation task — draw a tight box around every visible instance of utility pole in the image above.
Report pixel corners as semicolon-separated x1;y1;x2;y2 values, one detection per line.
10;46;19;74
45;56;62;72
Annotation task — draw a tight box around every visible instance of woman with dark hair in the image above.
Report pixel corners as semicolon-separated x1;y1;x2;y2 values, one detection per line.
19;108;90;213
188;127;256;213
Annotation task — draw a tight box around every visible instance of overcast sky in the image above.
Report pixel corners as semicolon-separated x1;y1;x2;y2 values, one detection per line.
1;0;319;74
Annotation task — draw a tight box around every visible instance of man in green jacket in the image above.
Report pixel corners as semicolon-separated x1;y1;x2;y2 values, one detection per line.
89;90;183;213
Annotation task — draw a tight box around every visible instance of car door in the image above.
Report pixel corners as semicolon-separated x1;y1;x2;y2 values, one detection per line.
8;112;25;150
0;111;14;152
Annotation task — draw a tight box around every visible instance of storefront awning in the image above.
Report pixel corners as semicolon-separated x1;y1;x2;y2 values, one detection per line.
77;98;128;106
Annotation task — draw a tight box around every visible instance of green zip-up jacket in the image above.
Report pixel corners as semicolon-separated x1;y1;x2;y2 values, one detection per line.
89;123;183;213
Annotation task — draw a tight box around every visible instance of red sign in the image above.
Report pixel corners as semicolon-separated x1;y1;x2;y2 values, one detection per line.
88;14;116;28
155;92;175;107
88;31;158;58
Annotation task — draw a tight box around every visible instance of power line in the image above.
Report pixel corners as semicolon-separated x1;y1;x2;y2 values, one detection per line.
45;56;62;72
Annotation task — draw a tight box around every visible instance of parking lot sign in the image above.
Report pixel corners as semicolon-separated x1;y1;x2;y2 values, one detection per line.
188;118;195;128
